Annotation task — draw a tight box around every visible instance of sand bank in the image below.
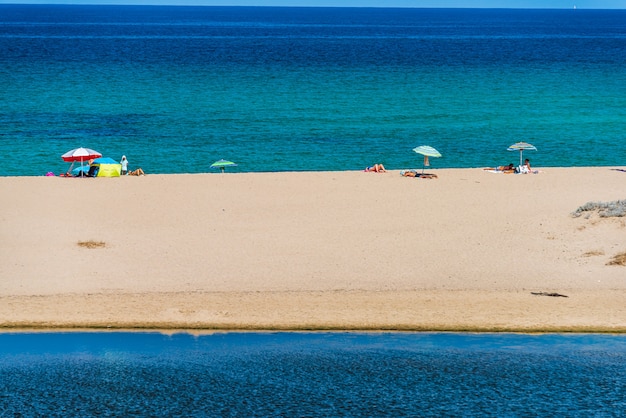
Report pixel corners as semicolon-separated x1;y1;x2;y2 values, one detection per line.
1;168;625;332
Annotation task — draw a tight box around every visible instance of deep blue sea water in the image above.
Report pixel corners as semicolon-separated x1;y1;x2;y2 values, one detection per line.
1;332;625;416
1;6;625;176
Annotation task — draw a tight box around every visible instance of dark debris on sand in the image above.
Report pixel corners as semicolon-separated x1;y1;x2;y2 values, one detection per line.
531;292;569;298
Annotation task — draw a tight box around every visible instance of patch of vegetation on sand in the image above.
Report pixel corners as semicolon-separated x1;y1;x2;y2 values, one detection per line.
572;199;626;219
77;240;106;249
582;250;604;257
607;252;626;266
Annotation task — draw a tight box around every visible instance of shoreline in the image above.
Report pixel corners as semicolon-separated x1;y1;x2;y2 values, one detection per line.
2;289;626;334
2;167;625;332
3;165;626;179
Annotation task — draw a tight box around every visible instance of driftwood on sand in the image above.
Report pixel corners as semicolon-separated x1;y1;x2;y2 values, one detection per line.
531;292;569;298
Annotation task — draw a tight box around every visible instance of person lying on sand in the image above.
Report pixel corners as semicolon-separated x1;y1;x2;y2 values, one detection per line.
401;170;438;179
483;163;516;173
365;164;386;172
128;168;145;176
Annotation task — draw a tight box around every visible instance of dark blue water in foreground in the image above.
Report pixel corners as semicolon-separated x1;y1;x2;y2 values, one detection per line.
1;6;626;176
1;332;625;416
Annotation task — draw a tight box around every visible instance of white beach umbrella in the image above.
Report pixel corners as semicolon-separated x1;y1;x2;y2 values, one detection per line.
507;142;537;165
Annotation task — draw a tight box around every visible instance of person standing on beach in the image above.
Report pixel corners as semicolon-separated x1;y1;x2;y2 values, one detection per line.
120;155;128;175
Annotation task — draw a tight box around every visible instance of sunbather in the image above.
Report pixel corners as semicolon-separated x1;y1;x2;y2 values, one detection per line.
401;170;437;179
518;159;538;174
483;163;515;173
128;168;145;176
365;164;386;172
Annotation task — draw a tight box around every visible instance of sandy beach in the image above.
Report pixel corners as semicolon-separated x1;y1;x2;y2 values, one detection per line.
1;167;625;332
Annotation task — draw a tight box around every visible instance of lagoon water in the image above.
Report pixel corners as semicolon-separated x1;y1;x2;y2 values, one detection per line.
1;6;626;176
1;332;625;416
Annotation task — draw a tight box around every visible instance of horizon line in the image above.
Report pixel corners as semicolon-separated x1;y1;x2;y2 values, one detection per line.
0;3;619;9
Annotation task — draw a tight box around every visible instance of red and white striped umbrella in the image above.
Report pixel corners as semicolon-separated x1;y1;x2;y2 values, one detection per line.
61;147;102;176
61;147;102;163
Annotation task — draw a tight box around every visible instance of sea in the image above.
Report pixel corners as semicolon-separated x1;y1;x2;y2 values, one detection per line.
1;5;626;176
1;332;625;416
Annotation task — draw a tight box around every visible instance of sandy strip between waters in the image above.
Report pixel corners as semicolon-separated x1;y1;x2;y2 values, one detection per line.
1;168;625;332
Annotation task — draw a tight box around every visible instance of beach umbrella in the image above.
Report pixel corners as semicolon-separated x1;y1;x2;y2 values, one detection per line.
62;147;102;177
210;159;237;173
62;147;102;163
413;145;442;173
507;142;537;165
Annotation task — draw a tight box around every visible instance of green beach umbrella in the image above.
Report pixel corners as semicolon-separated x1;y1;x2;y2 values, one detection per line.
507;142;537;165
210;159;237;173
413;145;442;173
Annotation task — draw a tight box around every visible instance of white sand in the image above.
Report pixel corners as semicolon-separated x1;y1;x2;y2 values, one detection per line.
1;167;625;331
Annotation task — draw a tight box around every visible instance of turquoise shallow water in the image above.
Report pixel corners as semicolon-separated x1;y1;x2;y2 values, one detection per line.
1;332;625;416
1;6;626;176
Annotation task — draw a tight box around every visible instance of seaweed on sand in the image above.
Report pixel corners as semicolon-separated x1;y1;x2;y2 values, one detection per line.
572;200;626;218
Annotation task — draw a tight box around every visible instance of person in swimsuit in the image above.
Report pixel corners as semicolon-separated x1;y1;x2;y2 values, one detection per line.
365;164;386;172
